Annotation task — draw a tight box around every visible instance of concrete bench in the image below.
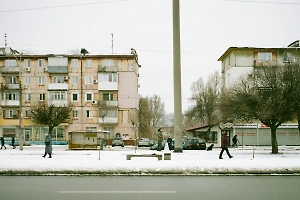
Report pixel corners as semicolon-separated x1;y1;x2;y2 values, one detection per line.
126;154;163;160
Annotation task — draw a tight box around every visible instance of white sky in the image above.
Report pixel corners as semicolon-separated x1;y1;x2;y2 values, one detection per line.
1;145;300;174
1;0;300;113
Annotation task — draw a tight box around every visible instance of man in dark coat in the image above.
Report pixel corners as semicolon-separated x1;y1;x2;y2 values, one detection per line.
42;134;52;158
167;136;172;150
1;137;6;149
157;128;163;151
219;132;233;159
11;137;16;149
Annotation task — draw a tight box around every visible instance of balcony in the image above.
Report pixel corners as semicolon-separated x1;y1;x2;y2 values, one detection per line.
48;83;68;90
254;60;277;67
48;100;69;107
0;66;20;73
1;83;20;90
99;117;118;124
1;100;20;106
98;100;118;108
98;82;118;90
47;66;68;73
98;65;118;72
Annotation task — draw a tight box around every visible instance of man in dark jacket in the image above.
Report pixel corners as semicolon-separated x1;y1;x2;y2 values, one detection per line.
1;137;6;149
219;132;233;159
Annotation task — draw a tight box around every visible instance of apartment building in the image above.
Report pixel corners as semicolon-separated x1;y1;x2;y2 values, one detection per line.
0;47;141;144
218;40;300;89
216;40;300;146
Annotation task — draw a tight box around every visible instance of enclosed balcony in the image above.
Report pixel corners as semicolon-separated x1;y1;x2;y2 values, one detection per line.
0;66;20;73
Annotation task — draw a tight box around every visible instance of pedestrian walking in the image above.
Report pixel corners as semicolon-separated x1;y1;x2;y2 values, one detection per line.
11;137;16;149
42;134;52;158
1;137;6;149
157;128;163;151
219;132;233;159
232;135;239;148
167;136;172;150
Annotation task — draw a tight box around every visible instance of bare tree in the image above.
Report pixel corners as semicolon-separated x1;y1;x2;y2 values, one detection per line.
138;95;165;139
31;103;72;137
187;71;221;140
220;66;295;153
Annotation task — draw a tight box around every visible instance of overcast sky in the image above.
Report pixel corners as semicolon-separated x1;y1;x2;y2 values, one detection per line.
1;0;299;113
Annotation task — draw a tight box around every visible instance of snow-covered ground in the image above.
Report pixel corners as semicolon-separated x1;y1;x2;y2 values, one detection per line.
1;145;300;175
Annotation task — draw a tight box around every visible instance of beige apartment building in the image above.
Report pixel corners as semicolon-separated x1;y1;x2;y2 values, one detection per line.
0;47;141;145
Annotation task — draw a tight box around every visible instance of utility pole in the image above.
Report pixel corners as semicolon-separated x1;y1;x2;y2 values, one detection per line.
173;0;183;152
19;81;23;150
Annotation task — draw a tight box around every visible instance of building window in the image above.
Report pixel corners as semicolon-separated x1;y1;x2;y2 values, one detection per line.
71;59;78;68
72;76;78;84
99;73;118;82
72;110;78;118
25;110;31;118
24;77;31;85
6;110;17;119
258;52;272;61
86;110;92;118
39;76;45;85
283;52;293;63
53;76;65;83
86;93;93;101
25;94;31;102
103;59;114;67
86;59;92;68
5;60;17;67
24;59;30;68
49;91;67;100
103;93;114;101
72;93;79;101
85;76;93;84
3;93;18;100
38;59;45;68
39;93;45;101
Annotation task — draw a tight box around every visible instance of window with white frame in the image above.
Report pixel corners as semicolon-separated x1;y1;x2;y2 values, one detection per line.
25;93;31;102
39;76;45;85
103;93;114;101
5;60;17;67
4;92;18;100
86;59;92;68
86;110;92;118
38;59;45;68
86;93;93;101
258;52;272;61
10;76;18;84
49;91;67;100
283;52;293;63
6;110;17;118
39;93;45;101
72;93;79;101
85;76;93;84
24;59;30;68
72;110;78;118
53;76;65;83
71;59;78;68
72;76;78;84
25;110;31;118
99;73;118;82
102;59;114;67
24;77;31;85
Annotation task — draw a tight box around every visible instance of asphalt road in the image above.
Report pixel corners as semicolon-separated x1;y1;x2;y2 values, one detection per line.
1;176;299;200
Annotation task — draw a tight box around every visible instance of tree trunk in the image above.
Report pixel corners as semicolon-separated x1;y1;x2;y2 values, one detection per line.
270;125;278;154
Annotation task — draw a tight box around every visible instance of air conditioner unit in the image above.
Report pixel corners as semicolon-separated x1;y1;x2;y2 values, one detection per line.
24;85;28;89
93;79;98;84
64;76;68;80
92;100;97;104
25;67;30;72
44;68;48;72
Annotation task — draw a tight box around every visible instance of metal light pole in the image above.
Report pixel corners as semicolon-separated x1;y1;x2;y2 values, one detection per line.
19;81;23;150
173;0;183;152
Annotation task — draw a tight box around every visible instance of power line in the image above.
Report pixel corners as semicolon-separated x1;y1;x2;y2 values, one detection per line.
0;0;133;13
223;0;300;5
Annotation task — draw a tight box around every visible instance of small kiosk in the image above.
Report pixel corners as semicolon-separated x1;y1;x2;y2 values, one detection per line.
68;130;110;150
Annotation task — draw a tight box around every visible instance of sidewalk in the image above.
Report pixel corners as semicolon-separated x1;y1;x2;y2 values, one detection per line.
1;145;300;176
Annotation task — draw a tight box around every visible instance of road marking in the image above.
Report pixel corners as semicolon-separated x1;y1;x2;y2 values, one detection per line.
58;190;177;194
